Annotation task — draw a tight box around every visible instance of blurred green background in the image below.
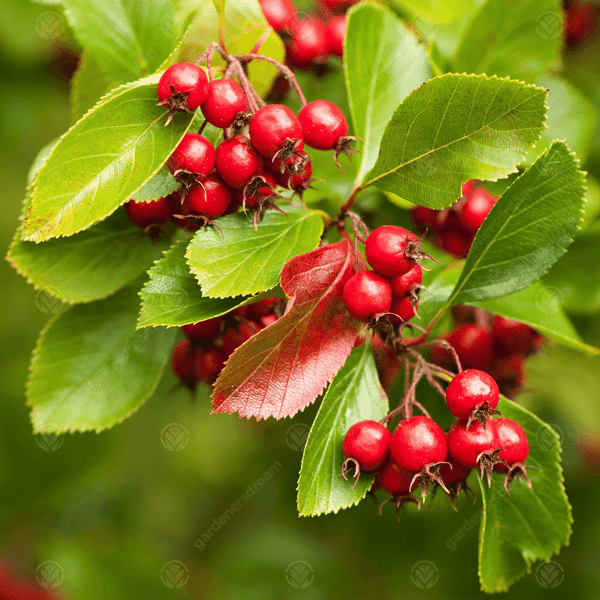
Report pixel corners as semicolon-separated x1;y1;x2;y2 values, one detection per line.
2;1;600;598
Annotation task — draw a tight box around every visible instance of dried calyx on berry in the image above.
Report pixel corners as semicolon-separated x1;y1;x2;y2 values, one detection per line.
439;458;474;510
167;133;216;189
377;460;421;520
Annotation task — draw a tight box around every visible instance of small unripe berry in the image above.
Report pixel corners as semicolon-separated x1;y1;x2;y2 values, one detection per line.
343;420;391;471
298;100;349;151
342;270;392;321
201;79;247;128
390;416;447;473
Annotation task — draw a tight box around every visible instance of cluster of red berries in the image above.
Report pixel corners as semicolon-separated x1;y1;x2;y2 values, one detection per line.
412;180;498;259
431;306;542;398
564;0;599;45
342;225;430;324
343;369;532;518
171;298;281;391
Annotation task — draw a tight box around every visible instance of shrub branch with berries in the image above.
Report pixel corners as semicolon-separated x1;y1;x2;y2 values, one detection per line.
9;0;599;593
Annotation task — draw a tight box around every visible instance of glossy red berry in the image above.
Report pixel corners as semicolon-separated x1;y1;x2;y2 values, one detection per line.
565;1;598;44
492;315;539;356
449;324;494;371
182;317;222;341
446;369;500;420
221;321;262;357
343;420;391;471
167;133;215;178
215;135;263;189
247;298;280;318
342;270;392;321
439;457;471;487
126;197;173;228
249;104;303;158
298;100;349;151
193;348;225;383
440;228;472;258
412;206;439;230
492;418;529;473
390;416;447;473
365;226;419;277
201;79;247;128
259;0;297;32
286;19;329;69
389;296;417;324
389;265;422;298
238;173;278;208
171;339;195;380
447;420;499;469
326;15;346;57
460;188;496;232
318;0;357;12
184;175;232;219
157;62;208;111
378;460;415;495
461;179;478;197
491;355;526;398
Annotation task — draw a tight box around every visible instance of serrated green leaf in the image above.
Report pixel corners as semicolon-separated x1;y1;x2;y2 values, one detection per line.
25;77;194;242
478;398;572;592
364;74;547;208
389;0;475;24
8;211;171;304
138;237;252;328
186;206;324;299
449;141;585;304
129;165;181;202
297;343;389;517
27;283;176;433
453;0;562;83
344;2;430;183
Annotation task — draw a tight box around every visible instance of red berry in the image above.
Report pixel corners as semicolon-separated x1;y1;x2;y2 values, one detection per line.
184;175;232;219
460;188;496;232
298;100;348;151
449;324;494;372
491;418;529;473
439;458;471;487
247;298;280;318
389;296;417;324
378;460;415;495
461;179;478;197
126;197;173;228
411;206;439;230
215;135;263;189
447;420;499;469
201;79;247;128
171;339;195;380
389;265;422;298
326;15;346;57
259;0;297;31
249;104;303;158
446;369;500;420
182;317;222;341
221;321;262;357
343;420;391;471
167;133;215;178
440;228;472;258
492;315;539;356
342;270;392;321
260;313;278;327
157;62;208;111
450;305;478;324
286;19;329;69
271;154;313;191
193;348;226;383
239;173;278;208
491;355;526;398
318;0;357;12
565;1;598;44
390;416;447;473
365;226;419;277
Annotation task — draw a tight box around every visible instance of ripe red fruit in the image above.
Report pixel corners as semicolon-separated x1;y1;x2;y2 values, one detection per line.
440;228;472;258
221;321;262;357
439;458;471;487
318;0;357;11
446;369;500;421
298;100;349;151
126;197;173;228
249;104;303;158
460;188;496;232
388;296;417;324
342;270;392;321
389;265;422;298
461;179;478;197
286;19;329;69
390;416;447;473
247;298;280;318
449;324;494;371
492;418;529;473
171;339;195;380
492;315;539;356
259;0;297;31
193;348;225;383
412;206;439;230
326;15;346;57
182;317;222;341
378;460;415;495
239;173;278;208
215;135;263;189
167;133;215;179
184;175;232;219
343;420;391;471
447;420;499;470
201;79;247;128
157;62;208;112
565;1;598;44
491;355;526;399
365;226;419;277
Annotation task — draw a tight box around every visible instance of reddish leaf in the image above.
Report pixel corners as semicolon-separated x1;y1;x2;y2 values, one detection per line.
212;240;362;420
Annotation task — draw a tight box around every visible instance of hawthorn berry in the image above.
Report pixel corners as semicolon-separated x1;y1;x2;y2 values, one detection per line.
411;205;439;230
298;100;348;151
326;15;346;57
365;226;425;277
157;62;208;118
239;173;278;209
317;0;357;12
215;135;263;189
201;79;247;129
390;416;447;473
184;174;232;219
388;296;417;324
492;418;529;473
377;460;414;495
445;369;500;425
342;420;391;474
182;317;222;342
565;1;598;45
286;19;329;69
193;348;226;383
249;104;303;158
342;270;392;322
247;298;281;318
126;197;173;228
221;321;262;357
171;339;196;381
259;0;297;32
448;324;494;372
460;188;496;232
439;227;472;258
491;355;526;399
389;265;422;298
167;133;216;183
439;458;473;508
492;315;540;357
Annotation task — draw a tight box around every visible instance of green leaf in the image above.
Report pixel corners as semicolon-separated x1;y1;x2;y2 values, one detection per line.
449;141;586;304
453;0;562;83
27;283;176;433
138;237;251;328
297;343;389;517
478;397;572;592
25;76;194;242
8;211;171;304
344;2;430;183
364;74;547;208
186;206;324;298
390;0;475;24
129;165;181;202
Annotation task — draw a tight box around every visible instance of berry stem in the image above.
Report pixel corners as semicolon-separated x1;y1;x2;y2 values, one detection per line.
250;28;271;54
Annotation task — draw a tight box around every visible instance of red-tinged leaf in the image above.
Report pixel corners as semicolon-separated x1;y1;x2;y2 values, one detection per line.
211;241;362;420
